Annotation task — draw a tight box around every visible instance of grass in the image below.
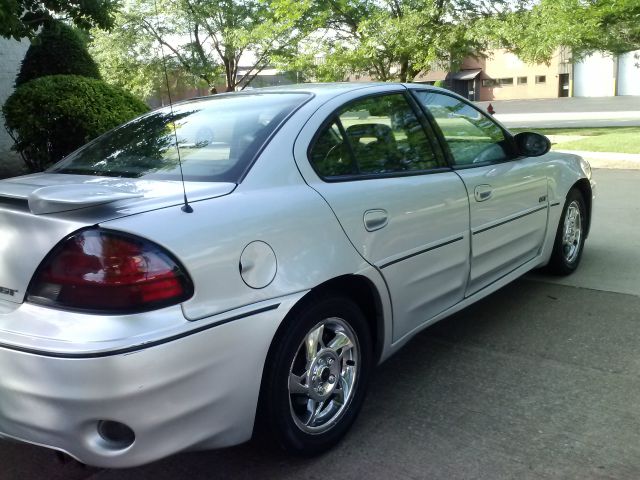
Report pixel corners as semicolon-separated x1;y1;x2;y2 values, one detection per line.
510;127;640;154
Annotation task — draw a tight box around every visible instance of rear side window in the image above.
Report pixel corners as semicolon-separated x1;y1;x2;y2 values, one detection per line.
309;122;354;177
413;91;512;166
309;93;444;178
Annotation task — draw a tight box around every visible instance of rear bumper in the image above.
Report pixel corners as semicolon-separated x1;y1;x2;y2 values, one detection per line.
0;297;301;468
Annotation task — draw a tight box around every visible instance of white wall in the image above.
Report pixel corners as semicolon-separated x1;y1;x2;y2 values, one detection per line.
573;52;616;97
618;50;640;96
0;37;29;178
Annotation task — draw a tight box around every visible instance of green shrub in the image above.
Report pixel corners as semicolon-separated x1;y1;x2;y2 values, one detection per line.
433;80;447;88
15;21;101;87
3;75;149;172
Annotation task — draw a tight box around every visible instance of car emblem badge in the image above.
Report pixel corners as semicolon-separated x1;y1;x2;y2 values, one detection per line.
0;286;18;297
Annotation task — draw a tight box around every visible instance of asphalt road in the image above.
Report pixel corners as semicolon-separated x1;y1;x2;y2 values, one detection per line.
2;168;640;480
475;96;640;128
476;97;640;114
501;118;640;129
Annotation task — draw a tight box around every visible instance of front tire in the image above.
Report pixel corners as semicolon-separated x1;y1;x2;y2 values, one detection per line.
260;293;372;456
547;188;587;275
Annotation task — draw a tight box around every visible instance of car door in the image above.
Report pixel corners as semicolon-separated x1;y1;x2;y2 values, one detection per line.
412;89;549;295
293;87;470;342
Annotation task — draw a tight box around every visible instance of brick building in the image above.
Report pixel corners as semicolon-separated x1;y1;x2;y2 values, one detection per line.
419;48;640;101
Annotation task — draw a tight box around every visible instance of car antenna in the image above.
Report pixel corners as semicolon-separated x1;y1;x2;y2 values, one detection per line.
153;0;193;213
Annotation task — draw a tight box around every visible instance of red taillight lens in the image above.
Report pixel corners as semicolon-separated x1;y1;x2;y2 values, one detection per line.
27;229;193;313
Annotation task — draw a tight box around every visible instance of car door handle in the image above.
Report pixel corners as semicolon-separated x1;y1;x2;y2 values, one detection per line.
363;209;388;232
474;185;493;202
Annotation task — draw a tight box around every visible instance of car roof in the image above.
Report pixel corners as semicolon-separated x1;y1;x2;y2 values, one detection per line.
183;82;403;104
177;82;453;109
257;82;390;94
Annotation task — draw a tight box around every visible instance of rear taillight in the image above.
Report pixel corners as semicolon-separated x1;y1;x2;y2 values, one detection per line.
27;228;193;313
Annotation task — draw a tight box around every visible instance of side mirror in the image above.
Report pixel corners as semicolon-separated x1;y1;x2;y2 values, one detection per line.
513;132;551;157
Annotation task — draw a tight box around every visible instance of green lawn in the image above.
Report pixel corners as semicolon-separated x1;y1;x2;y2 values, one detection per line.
510;127;640;154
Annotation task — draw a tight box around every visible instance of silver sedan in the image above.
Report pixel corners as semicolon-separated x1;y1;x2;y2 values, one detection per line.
0;83;594;467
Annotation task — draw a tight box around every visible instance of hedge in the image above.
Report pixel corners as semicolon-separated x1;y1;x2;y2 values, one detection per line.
15;21;101;87
3;75;149;171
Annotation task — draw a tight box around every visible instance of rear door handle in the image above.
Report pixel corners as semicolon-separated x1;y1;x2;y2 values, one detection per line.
474;185;493;202
363;209;388;231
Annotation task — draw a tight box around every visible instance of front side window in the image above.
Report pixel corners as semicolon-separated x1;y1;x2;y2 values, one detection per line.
309;93;443;178
49;93;309;182
413;91;512;166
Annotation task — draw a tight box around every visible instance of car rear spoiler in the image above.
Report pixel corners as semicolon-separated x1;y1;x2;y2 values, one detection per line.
0;183;143;215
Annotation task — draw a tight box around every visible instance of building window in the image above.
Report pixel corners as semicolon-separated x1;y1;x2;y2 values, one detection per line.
482;78;514;87
535;75;546;84
518;76;528;85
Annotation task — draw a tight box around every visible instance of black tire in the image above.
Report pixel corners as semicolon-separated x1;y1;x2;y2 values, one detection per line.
547;188;587;275
258;292;372;456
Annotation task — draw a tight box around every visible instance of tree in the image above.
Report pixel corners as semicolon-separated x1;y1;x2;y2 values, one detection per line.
0;0;118;40
90;0;315;93
488;0;640;64
90;10;184;101
289;0;518;83
16;21;101;87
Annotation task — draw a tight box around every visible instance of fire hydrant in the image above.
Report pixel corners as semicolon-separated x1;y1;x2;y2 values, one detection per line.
487;103;495;115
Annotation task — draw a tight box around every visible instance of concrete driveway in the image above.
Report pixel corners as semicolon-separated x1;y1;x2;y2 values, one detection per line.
2;168;640;480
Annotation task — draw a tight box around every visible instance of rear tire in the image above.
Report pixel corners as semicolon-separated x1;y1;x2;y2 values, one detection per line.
259;293;372;456
547;188;587;275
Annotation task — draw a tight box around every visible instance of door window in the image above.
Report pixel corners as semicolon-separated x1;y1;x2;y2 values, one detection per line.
413;91;512;166
309;93;444;178
309;122;355;177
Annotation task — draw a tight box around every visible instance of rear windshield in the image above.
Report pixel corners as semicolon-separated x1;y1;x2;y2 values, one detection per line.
49;93;309;182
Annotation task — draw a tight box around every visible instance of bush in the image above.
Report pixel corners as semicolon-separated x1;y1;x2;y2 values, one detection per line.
3;75;149;172
15;21;101;87
433;80;447;88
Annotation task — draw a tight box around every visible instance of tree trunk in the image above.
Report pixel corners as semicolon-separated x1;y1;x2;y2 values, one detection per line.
223;57;235;92
399;57;409;83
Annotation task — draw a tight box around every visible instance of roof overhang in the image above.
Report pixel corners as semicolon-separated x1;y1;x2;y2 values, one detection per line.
415;70;448;82
451;69;482;81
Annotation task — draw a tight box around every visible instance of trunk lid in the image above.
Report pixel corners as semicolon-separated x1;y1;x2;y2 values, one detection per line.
0;173;235;304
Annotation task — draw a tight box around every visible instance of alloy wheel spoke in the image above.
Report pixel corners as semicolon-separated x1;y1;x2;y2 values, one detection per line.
305;324;324;364
334;380;346;406
289;373;309;396
306;399;326;426
329;331;353;354
342;367;354;392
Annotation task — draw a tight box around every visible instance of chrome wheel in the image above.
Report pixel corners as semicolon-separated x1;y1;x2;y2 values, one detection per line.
288;317;359;434
562;200;582;263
